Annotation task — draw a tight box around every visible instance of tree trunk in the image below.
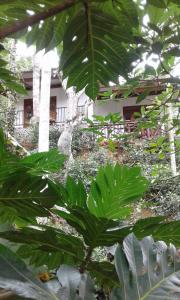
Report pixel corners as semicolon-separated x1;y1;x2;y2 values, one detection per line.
57;81;84;160
32;52;41;124
38;53;51;152
6;39;17;135
57;86;76;161
167;102;177;176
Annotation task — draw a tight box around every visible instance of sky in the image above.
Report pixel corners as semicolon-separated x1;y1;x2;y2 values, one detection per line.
16;41;59;69
16;41;180;78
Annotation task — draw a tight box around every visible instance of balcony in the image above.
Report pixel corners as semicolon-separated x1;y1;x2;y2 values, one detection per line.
13;109;161;139
90;121;161;140
14;106;86;127
56;107;67;124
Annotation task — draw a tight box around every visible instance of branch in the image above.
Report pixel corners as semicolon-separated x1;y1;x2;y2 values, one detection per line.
79;247;93;274
0;0;77;39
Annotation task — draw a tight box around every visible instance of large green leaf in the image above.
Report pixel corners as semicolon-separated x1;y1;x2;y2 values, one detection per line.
55;207;130;248
87;261;119;288
0;0;180;100
111;233;180;299
20;149;66;175
0;244;60;300
0;134;64;219
0;1;139;99
60;176;87;208
88;164;148;219
0;226;85;268
132;217;180;246
0;172;59;217
61;5;137;99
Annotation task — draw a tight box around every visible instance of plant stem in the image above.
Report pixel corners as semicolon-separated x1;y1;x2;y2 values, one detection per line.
79;247;93;274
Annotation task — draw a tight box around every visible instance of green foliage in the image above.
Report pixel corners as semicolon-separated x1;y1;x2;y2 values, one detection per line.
0;2;180;298
147;175;180;220
15;125;62;150
72;126;97;156
0;243;62;300
0;129;66;222
66;148;113;190
0;233;180;300
0;0;179;98
21;149;66;175
88;164;148;219
0;129;180;299
112;233;180;299
61;3;137;99
0;45;26;96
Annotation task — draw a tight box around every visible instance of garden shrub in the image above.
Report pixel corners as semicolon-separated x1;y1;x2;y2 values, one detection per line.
72;125;97;156
14;126;35;150
15;124;62;150
67;148;115;191
146;175;180;220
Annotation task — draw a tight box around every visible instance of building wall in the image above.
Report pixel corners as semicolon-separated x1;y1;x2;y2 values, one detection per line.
93;96;155;117
16;87;68;111
15;87;157;126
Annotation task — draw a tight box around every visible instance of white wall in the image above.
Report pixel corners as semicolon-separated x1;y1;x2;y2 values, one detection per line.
93;100;123;116
93;96;155;117
16;87;69;111
15;88;157;126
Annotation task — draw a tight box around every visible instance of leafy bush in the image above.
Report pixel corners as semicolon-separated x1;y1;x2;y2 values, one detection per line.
15;125;62;150
0;129;180;299
146;175;180;220
0;233;180;300
14;126;35;150
66;148;114;191
72;125;97;156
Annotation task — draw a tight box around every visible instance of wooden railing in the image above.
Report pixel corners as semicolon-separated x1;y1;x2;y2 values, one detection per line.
15;110;24;126
56;107;67;124
12;110;161;139
125;121;161;139
91;121;161;139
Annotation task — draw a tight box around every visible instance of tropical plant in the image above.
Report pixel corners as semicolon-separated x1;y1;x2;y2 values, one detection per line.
0;129;180;282
0;233;180;300
0;0;180;99
0;43;26;96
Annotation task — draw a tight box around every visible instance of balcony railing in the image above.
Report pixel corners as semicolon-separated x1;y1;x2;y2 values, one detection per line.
56;107;67;124
12;109;161;139
15;110;24;127
90;121;161;140
13;106;87;127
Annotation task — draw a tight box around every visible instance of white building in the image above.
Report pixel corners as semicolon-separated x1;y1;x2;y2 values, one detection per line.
15;70;166;137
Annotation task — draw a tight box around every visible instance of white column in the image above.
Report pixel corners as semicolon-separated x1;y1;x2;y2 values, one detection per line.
33;51;42;120
38;53;51;152
87;101;94;119
167;102;177;176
